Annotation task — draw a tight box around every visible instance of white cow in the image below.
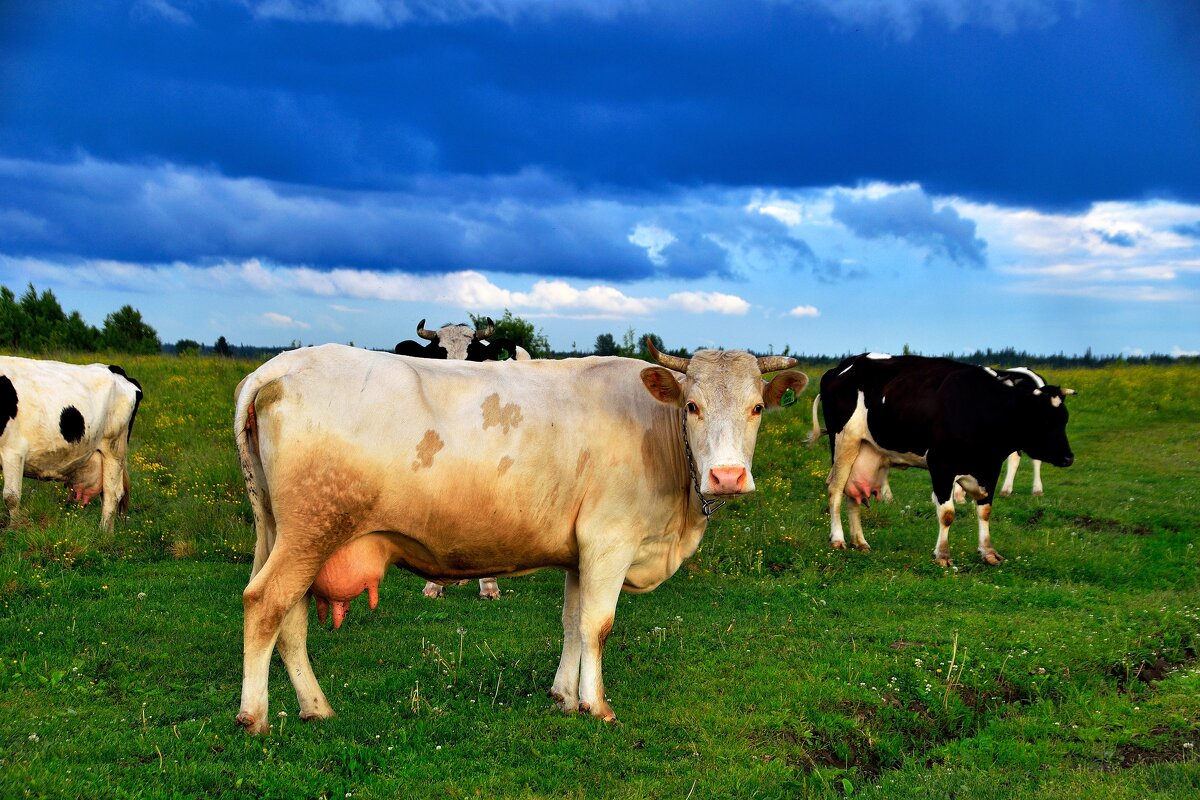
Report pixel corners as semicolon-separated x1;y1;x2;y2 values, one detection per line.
232;342;807;733
0;357;143;531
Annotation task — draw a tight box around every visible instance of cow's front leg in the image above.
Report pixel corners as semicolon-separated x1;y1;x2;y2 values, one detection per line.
550;570;581;712
421;580;445;598
975;502;1004;565
1030;459;1044;496
1;450;24;524
575;563;625;722
928;465;959;566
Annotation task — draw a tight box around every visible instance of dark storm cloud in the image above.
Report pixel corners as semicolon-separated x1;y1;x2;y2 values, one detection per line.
830;188;987;267
1;1;1197;211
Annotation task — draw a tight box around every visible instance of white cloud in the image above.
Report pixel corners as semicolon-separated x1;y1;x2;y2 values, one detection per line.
1172;345;1200;358
788;304;821;317
666;291;750;315
0;255;752;320
329;304;365;313
262;311;311;329
628;224;677;266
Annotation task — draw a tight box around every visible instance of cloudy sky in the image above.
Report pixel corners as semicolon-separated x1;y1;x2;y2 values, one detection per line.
1;0;1198;356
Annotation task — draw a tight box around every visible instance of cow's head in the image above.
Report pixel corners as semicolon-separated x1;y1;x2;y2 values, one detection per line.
1019;385;1075;468
640;340;809;497
416;318;494;361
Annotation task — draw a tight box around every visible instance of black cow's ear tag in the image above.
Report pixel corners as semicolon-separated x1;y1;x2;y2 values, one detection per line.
499;348;510;361
781;388;797;407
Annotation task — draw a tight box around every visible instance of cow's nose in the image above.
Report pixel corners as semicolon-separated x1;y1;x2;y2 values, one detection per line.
1060;454;1074;467
708;466;748;494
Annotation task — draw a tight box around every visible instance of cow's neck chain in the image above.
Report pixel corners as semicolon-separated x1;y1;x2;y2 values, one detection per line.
681;412;726;518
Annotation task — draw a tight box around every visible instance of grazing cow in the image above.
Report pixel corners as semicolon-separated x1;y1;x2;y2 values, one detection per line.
0;357;143;531
809;353;1073;565
394;318;531;363
395;316;531;599
232;341;806;733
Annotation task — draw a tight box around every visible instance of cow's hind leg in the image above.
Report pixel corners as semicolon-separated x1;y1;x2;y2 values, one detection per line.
999;452;1020;497
846;503;871;552
421;580;445;598
99;444;128;532
237;540;323;735
1;450;24;525
478;577;500;599
275;594;335;722
826;432;863;550
550;570;582;712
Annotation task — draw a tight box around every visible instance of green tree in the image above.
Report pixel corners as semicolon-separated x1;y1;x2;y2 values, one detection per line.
62;311;100;352
593;332;618;356
102;305;161;354
636;332;665;360
470;309;550;358
214;336;232;357
175;338;201;356
618;327;637;358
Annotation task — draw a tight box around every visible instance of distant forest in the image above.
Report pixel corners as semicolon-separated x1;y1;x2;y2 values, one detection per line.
1;282;1193;367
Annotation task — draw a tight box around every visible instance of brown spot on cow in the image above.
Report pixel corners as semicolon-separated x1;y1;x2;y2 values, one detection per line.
576;450;591;478
481;393;523;434
940;507;956;527
412;429;445;470
497;456;514;476
980;504;992;522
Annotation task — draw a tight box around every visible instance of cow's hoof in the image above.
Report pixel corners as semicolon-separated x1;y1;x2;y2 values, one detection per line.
852;542;872;553
934;556;954;568
1032;489;1044;497
549;689;578;713
478;588;501;600
235;711;270;735
980;551;1005;566
422;586;445;599
578;702;617;722
999;488;1012;497
831;540;847;551
299;707;335;722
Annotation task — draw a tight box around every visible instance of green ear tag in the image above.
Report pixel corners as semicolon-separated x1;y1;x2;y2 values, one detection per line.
498;348;510;361
781;388;797;407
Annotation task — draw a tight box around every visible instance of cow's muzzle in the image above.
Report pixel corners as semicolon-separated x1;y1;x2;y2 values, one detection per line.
707;466;750;495
1057;453;1075;468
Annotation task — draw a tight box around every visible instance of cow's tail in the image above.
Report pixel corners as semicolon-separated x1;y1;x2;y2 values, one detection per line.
234;371;279;578
806;393;827;447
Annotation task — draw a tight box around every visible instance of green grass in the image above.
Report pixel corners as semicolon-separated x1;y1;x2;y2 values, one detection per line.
1;355;1197;798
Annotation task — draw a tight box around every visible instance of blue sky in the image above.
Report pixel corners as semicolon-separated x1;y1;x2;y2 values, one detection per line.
1;0;1198;356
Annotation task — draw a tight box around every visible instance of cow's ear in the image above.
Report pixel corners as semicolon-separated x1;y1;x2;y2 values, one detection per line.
762;370;809;409
641;367;683;405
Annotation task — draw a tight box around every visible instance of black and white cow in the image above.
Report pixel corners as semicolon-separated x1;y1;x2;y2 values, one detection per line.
394;319;531;363
394;318;530;599
0;357;143;531
809;353;1073;565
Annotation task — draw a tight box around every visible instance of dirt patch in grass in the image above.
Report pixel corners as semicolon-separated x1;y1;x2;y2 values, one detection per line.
1071;514;1154;537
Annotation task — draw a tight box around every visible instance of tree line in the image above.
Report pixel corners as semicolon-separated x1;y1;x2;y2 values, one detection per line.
0;284;161;354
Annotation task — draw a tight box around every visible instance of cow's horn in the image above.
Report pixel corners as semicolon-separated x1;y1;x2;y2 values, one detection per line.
474;318;495;340
756;355;798;374
416;319;437;340
647;338;690;373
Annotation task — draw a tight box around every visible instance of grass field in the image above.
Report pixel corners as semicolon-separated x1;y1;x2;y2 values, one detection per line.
1;353;1197;799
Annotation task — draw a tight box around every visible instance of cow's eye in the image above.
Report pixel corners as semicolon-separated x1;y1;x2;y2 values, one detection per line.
686;401;699;415
752;403;765;416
